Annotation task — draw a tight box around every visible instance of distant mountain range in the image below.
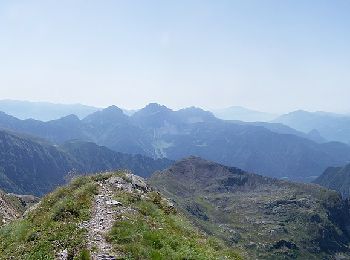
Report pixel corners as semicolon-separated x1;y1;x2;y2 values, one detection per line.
274;110;350;144
150;157;350;258
0;103;349;182
0;99;138;121
211;106;278;122
230;120;326;143
0;100;101;121
0;129;172;195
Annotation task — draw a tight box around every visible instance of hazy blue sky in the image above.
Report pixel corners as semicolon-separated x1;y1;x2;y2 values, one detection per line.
0;0;349;112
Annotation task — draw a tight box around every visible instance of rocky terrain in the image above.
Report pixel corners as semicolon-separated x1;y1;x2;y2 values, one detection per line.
150;157;350;259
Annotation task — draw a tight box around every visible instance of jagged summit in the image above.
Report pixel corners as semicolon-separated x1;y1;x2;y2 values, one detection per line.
132;103;172;117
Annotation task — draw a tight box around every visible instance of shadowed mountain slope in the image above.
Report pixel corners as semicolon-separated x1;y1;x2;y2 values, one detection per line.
314;163;350;198
0;130;172;196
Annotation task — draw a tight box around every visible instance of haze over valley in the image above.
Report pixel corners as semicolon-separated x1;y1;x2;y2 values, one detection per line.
1;1;350;259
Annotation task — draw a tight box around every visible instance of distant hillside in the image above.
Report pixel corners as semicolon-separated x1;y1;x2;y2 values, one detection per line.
0;130;172;195
0;103;350;181
150;157;350;259
274;110;350;144
0;99;100;121
0;172;241;259
314;163;350;198
231;120;326;143
0;190;38;226
212;106;278;122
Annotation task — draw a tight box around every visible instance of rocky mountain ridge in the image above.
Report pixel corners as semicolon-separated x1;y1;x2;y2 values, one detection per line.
150;157;350;259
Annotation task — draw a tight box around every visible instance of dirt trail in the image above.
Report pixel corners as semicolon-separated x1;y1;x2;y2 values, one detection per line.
58;174;151;260
86;182;118;260
84;174;148;259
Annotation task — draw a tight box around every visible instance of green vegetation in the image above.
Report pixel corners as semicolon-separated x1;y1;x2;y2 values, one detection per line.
107;191;241;259
0;176;98;259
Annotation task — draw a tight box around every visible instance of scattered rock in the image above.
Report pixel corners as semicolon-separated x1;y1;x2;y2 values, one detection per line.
271;240;298;250
57;249;68;260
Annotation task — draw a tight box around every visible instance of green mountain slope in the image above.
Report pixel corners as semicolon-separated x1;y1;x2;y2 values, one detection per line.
150;157;350;259
0;172;242;259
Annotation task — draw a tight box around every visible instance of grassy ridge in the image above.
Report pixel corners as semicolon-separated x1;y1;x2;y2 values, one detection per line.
0;172;242;260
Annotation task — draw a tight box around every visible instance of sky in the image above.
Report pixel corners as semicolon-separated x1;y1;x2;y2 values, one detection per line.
0;0;350;113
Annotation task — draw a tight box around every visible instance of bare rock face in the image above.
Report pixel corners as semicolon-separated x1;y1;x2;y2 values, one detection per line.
125;173;152;193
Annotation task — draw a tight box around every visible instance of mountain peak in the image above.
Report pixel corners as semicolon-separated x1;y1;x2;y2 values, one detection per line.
103;105;124;114
162;156;246;184
83;105;127;123
131;103;172;121
176;107;217;123
141;103;172;113
55;114;80;122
